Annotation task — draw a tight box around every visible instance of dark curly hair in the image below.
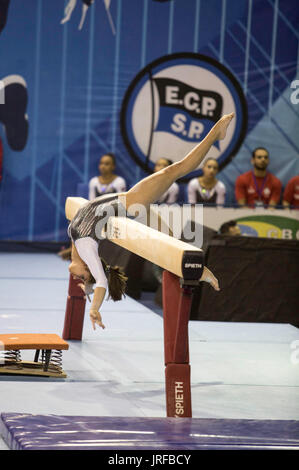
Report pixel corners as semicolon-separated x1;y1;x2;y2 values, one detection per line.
87;257;128;301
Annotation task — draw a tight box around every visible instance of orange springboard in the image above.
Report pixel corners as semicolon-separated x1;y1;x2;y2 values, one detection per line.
0;334;69;351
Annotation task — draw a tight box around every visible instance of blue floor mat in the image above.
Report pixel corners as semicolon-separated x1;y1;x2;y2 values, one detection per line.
1;413;298;450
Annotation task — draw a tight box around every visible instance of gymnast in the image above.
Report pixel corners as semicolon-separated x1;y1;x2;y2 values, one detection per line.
68;113;235;330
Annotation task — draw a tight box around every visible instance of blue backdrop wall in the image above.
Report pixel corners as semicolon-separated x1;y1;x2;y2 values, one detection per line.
0;0;298;241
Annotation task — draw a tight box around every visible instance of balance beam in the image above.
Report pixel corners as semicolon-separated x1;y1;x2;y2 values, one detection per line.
64;196;205;418
65;196;204;281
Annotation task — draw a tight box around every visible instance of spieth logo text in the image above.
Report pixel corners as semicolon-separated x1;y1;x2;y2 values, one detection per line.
184;263;202;268
175;381;184;416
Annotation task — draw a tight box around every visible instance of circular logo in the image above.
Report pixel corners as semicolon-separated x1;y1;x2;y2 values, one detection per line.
121;53;248;181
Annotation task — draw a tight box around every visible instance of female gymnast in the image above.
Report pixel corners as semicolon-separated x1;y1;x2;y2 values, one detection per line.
68;112;234;330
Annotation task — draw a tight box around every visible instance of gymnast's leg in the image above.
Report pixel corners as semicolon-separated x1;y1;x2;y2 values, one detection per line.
121;113;234;291
123;113;234;211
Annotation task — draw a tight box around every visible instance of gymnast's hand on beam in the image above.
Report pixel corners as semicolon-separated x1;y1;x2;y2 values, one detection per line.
90;309;106;330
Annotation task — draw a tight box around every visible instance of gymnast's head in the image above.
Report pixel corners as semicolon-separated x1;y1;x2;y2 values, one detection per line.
68;258;91;284
69;256;128;302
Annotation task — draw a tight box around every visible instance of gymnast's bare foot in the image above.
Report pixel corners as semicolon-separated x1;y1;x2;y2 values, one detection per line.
215;112;235;140
200;266;220;291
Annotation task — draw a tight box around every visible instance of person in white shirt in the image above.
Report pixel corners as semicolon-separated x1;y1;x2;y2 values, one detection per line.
187;158;226;205
88;153;126;200
68;113;234;330
154;158;179;204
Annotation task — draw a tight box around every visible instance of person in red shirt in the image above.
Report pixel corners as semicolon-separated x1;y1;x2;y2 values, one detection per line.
282;175;299;208
235;147;282;207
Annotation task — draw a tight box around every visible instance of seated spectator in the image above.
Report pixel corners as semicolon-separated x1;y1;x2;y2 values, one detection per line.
154;158;179;204
235;147;282;208
282;175;299;209
187;158;226;205
88;152;126;200
219;220;241;236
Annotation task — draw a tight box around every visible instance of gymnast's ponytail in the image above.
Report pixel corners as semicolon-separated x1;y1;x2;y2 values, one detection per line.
101;258;128;301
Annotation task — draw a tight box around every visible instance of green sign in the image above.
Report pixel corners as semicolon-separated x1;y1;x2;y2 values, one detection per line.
236;214;299;240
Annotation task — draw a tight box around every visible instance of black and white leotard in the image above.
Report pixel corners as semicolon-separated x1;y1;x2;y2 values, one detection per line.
68;193;126;289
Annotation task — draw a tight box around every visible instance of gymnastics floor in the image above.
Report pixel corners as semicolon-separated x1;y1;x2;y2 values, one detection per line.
0;253;298;450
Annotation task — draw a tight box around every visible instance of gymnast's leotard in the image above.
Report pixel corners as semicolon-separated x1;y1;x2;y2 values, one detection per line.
68;193;126;289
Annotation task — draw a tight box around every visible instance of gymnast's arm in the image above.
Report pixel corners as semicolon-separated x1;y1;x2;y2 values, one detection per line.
74;237;108;330
90;288;106;330
77;281;106;328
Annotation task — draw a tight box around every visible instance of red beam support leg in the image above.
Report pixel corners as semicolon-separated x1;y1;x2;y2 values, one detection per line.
62;275;86;341
162;270;193;418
